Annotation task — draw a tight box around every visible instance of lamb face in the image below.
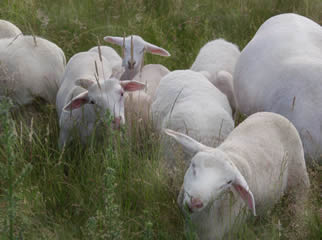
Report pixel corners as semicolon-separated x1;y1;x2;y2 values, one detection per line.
64;78;145;127
104;35;170;80
59;78;145;147
164;129;256;216
182;151;236;213
182;150;255;217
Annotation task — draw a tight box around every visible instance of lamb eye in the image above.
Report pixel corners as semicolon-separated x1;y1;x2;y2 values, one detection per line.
227;180;232;185
90;100;95;104
121;92;124;97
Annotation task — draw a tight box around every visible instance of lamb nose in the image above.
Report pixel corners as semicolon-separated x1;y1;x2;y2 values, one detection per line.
128;60;136;69
191;198;203;209
113;116;122;129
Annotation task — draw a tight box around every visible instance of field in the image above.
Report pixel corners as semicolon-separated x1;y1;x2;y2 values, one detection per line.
0;0;322;239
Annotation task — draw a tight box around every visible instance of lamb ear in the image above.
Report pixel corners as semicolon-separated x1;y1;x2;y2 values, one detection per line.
103;36;123;46
75;78;95;90
215;71;236;111
144;41;171;57
163;129;209;156
120;80;146;92
63;91;89;111
232;168;256;216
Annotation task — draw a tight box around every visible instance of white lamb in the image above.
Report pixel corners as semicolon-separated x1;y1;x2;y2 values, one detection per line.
88;46;124;78
190;39;240;111
0;35;66;105
56;51;145;148
151;70;234;167
234;13;322;163
104;35;170;80
0;19;22;39
165;112;310;240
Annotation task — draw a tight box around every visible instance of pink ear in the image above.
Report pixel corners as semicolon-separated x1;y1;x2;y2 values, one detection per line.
120;80;145;92
233;183;256;216
145;42;170;56
103;36;123;46
63;91;89;111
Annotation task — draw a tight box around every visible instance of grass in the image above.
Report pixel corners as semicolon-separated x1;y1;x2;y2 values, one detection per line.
0;0;321;239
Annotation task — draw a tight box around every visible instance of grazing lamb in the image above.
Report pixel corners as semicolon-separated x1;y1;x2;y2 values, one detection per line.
190;39;240;111
151;70;234;167
234;13;322;163
0;35;66;105
104;35;170;80
88;46;124;78
165;112;310;240
56;51;145;148
0;19;22;39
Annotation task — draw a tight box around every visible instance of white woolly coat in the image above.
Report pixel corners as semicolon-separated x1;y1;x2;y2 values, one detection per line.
0;35;66;104
88;46;123;77
151;70;234;165
191;38;240;85
133;63;170;99
0;20;22;39
234;13;322;162
190;39;240;111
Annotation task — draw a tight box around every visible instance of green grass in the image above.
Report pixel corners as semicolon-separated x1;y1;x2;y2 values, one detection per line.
0;0;322;239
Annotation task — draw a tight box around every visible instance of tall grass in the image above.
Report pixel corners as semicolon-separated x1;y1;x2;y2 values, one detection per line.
0;98;33;239
0;0;321;239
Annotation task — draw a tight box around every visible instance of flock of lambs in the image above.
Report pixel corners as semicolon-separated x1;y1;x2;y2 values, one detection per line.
0;12;321;239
